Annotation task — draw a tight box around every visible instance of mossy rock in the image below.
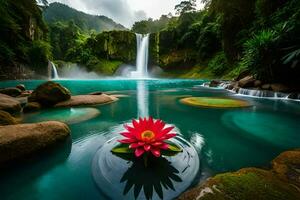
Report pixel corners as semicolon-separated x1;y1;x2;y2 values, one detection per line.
180;97;251;108
0;110;17;126
29;81;71;106
272;150;300;187
178;168;300;200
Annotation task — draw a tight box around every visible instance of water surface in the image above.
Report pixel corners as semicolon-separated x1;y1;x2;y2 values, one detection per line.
0;79;300;200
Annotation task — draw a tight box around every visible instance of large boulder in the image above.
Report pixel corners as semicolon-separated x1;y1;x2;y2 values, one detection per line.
0;110;17;126
0;87;22;97
178;168;300;200
23;102;42;113
29;81;71;106
0;94;22;114
0;121;70;164
272;150;300;187
238;76;255;88
178;149;300;200
55;94;118;107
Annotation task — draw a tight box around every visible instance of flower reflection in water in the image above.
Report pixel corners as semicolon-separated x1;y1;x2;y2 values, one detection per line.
117;155;182;200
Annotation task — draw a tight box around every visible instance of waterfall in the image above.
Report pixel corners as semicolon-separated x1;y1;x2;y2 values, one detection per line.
131;33;150;78
48;61;59;79
237;88;289;98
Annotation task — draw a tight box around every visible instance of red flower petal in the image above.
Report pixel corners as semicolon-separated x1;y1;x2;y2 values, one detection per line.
156;126;174;139
138;141;145;146
151;141;163;146
161;133;176;140
144;144;151;151
151;149;161;157
129;143;140;149
124;124;134;131
121;132;135;139
160;143;169;150
118;138;136;144
135;148;145;157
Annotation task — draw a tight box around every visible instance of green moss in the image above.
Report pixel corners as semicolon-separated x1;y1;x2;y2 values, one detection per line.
180;97;251;108
200;168;300;200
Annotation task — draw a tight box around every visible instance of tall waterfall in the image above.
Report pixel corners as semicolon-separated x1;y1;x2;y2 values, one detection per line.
48;61;59;79
131;33;150;78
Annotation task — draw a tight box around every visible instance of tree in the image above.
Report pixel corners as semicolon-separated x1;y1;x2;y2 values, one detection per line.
175;0;197;15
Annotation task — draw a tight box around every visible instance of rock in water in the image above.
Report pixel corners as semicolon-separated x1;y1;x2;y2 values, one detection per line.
16;84;26;91
0;110;17;125
55;94;118;107
238;76;255;88
23;102;42;113
178;149;300;200
29;81;71;106
0;87;22;97
0;94;22;114
0;121;70;164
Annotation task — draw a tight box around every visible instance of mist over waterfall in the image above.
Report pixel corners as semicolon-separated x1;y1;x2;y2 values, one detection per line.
131;33;150;78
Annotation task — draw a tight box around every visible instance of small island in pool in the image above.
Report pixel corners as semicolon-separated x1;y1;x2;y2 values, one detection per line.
0;0;300;200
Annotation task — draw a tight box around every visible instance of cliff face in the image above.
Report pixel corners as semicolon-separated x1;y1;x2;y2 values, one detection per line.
0;1;49;80
149;31;197;70
93;31;137;63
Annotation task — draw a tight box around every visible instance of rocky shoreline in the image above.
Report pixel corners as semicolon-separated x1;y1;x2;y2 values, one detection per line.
178;149;300;200
205;76;300;100
0;81;118;165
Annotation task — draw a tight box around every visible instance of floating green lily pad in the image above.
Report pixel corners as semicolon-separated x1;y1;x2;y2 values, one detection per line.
180;97;251;108
111;142;183;157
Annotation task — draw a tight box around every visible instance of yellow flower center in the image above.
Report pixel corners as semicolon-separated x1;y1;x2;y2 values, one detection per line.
141;130;155;141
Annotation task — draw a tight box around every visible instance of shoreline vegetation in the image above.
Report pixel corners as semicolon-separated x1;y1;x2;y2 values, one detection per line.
0;1;299;86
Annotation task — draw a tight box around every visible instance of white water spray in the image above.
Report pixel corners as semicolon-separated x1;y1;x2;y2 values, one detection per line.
131;33;150;78
48;61;59;79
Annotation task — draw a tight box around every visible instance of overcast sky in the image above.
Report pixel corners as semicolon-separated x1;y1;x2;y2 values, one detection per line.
48;0;203;28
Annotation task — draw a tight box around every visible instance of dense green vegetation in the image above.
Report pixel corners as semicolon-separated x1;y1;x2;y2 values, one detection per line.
134;0;300;83
0;0;299;83
0;0;50;78
44;3;126;33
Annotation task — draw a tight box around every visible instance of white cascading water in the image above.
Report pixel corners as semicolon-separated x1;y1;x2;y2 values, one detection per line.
131;33;150;78
48;61;59;79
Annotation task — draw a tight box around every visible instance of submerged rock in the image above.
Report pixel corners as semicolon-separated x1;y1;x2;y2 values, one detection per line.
55;94;118;107
0;94;22;114
178;149;300;200
23;102;42;113
0;110;17;126
0;121;70;164
180;97;251;108
0;87;22;97
29;81;71;106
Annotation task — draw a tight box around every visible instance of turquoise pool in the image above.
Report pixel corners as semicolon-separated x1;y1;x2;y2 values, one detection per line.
0;79;300;200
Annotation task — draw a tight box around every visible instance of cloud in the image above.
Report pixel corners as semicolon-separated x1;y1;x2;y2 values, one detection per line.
49;0;147;27
48;0;203;28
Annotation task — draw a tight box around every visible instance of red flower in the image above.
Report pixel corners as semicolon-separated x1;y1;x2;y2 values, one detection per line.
118;117;176;158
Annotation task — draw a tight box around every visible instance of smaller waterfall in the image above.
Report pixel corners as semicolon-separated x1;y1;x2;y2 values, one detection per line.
48;61;59;79
131;33;150;78
237;88;289;98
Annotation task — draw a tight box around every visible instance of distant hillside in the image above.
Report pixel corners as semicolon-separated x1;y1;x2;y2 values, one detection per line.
43;2;126;32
